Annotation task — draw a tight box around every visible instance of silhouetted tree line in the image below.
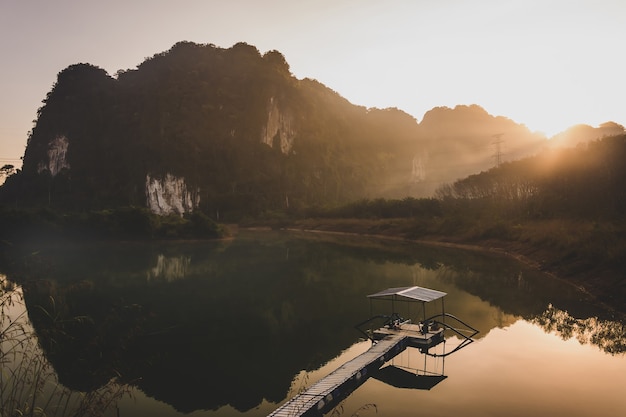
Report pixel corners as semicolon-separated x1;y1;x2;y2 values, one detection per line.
434;134;626;220
307;197;442;219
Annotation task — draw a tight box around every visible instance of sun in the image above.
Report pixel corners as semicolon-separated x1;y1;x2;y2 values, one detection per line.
505;108;595;139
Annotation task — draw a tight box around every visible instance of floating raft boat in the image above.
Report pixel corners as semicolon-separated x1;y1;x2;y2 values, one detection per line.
267;286;478;417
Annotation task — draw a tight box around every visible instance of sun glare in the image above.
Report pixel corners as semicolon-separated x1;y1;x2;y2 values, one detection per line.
529;122;567;139
511;111;598;139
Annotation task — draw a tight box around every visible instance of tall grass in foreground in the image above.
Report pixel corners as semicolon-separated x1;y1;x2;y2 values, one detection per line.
1;274;130;417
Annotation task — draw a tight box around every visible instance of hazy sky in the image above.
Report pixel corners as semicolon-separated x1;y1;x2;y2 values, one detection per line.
1;0;624;169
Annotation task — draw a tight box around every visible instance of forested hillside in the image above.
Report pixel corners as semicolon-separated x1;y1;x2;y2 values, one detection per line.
1;42;425;217
435;134;626;221
1;41;620;220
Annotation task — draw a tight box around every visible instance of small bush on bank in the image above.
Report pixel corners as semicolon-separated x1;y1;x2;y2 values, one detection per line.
185;211;222;238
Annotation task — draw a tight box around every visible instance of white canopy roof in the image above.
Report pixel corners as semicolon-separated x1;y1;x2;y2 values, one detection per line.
367;286;447;303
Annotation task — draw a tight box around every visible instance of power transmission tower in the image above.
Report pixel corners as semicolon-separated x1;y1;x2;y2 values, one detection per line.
492;133;504;167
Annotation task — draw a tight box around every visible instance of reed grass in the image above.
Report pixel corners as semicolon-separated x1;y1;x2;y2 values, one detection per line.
1;275;130;417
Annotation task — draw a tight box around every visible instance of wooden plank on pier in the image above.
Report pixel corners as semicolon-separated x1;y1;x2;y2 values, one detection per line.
268;333;407;417
373;323;445;349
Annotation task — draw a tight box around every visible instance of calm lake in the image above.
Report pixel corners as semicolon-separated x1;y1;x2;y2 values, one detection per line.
1;230;625;416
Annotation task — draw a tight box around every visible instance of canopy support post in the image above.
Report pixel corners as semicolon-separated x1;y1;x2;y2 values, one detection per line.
442;297;446;326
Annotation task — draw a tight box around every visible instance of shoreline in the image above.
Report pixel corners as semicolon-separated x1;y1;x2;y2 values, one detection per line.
284;226;579;287
270;224;624;317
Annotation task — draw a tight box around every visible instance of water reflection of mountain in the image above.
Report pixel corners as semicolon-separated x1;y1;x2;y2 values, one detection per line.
9;232;623;413
20;237;386;412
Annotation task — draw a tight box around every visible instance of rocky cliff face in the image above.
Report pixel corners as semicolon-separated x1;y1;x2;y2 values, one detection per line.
145;174;200;216
261;97;296;154
37;135;70;176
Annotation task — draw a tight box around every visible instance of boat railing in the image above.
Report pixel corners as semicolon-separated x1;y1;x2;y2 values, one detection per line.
355;312;479;357
421;312;479;357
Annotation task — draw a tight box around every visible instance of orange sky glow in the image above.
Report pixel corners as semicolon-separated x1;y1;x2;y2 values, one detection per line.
1;0;624;169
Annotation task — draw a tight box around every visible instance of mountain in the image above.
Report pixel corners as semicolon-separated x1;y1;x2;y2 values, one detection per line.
2;42;424;218
1;41;561;219
416;104;547;195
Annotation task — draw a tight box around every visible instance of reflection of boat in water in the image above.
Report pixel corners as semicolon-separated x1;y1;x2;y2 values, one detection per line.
373;365;447;390
268;286;478;416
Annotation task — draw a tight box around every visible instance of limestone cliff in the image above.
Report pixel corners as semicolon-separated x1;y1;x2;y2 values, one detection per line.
261;97;296;154
145;174;200;216
37;135;70;177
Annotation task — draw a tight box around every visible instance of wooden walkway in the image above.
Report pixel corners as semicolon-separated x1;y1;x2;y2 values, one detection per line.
267;333;408;417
